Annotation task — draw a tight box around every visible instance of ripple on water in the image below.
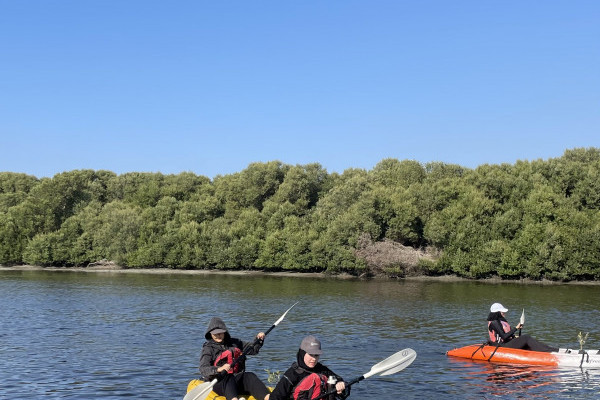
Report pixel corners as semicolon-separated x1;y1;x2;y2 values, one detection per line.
2;271;600;399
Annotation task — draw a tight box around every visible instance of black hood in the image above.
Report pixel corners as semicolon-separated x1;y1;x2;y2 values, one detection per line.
204;317;231;341
296;349;314;370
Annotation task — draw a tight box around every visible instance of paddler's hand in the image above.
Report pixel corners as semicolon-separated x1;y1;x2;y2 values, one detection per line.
516;323;523;329
217;363;231;373
335;381;346;394
257;332;266;341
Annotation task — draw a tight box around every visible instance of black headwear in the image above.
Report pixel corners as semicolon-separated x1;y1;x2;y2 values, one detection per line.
487;311;507;322
297;349;315;370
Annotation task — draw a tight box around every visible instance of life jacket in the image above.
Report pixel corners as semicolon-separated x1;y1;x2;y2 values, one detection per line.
214;347;243;374
292;372;329;400
488;320;511;343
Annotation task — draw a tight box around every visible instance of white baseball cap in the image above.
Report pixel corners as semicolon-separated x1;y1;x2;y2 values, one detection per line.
490;303;508;313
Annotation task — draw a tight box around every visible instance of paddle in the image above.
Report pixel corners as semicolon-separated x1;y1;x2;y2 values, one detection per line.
183;301;299;400
314;348;417;400
519;309;525;337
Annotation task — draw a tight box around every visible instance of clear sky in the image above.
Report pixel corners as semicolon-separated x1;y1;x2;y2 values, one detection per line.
2;1;599;179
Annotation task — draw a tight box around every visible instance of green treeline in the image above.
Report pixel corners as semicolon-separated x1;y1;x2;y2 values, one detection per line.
1;147;600;281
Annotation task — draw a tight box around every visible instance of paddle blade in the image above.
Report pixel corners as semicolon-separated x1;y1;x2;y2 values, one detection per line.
520;309;525;325
273;301;299;326
378;348;417;376
182;379;217;400
380;354;417;375
364;348;417;379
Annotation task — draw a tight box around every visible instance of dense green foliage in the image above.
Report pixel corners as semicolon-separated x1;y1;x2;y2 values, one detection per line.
2;148;600;281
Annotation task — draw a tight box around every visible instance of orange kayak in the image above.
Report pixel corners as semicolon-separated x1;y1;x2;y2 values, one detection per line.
447;344;600;368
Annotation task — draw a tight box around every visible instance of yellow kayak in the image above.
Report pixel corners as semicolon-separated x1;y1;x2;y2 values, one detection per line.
187;379;272;400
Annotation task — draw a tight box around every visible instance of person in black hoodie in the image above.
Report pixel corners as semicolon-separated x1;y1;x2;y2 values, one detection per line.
199;317;271;400
487;303;558;352
269;335;347;400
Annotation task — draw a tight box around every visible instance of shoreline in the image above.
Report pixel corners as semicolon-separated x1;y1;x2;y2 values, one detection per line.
1;264;599;285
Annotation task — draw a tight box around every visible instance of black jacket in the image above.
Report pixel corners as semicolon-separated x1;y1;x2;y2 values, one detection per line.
269;350;344;400
487;312;518;344
199;317;263;380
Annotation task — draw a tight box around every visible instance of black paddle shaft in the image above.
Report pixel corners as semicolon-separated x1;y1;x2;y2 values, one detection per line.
219;301;299;377
217;323;276;378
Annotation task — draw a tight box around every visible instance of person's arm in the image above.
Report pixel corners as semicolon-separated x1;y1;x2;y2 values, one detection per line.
269;368;295;400
199;344;219;380
239;333;264;356
319;364;346;394
489;320;518;342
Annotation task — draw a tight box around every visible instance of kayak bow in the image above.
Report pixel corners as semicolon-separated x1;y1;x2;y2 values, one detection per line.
187;380;272;400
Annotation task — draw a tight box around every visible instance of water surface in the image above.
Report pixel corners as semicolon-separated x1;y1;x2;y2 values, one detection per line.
1;270;599;399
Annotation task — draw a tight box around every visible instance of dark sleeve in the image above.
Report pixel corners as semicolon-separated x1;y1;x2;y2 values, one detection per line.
317;364;344;384
489;320;517;342
238;337;263;356
269;367;296;400
199;343;218;380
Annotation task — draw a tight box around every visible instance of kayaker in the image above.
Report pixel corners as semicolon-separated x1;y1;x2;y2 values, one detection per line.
487;303;559;352
199;317;271;400
269;335;348;400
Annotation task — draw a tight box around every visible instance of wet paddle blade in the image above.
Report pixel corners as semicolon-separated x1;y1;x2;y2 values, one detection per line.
182;379;217;400
380;353;417;375
364;348;417;378
520;309;525;325
313;348;417;400
273;301;299;326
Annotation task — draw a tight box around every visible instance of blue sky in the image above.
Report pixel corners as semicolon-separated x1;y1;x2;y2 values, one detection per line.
2;1;599;179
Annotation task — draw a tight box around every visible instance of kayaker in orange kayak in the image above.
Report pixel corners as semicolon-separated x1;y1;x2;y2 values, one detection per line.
487;303;559;352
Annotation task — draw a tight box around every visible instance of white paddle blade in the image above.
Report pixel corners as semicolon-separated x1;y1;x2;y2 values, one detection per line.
520;309;525;325
363;348;417;379
379;348;416;376
182;379;217;400
273;301;299;326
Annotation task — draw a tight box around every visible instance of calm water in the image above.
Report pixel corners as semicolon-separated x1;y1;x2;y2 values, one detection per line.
1;270;599;399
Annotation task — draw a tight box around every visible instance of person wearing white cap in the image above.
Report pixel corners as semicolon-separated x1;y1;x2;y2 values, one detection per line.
269;335;348;400
487;303;558;352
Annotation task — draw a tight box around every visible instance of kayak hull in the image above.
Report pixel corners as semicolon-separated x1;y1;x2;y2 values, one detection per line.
186;379;272;400
447;344;600;368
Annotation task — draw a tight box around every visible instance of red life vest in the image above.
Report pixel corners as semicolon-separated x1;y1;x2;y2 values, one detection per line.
214;347;243;374
292;372;329;400
488;320;511;343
